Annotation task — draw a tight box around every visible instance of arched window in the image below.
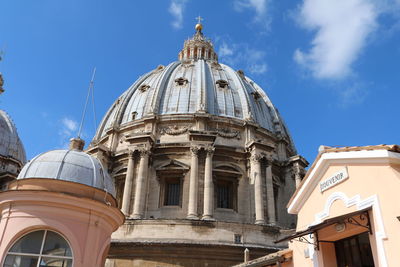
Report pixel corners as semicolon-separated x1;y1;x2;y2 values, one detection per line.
4;230;73;267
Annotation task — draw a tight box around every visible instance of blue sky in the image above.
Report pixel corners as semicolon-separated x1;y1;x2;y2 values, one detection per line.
1;0;399;164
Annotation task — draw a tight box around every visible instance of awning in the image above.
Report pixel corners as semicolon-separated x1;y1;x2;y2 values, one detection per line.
275;208;372;250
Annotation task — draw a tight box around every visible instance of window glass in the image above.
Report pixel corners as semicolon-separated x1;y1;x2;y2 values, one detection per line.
42;231;72;257
165;182;180;206
9;230;44;254
39;258;73;267
5;230;73;267
216;180;234;209
4;255;39;267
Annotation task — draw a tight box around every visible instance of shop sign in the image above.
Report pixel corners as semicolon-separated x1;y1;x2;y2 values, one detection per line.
320;168;349;193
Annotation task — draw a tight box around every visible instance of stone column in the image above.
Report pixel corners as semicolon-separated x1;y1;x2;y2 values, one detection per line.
202;146;215;220
132;148;150;219
187;146;200;219
190;48;194;59
294;162;302;188
251;154;265;225
265;161;276;224
121;150;135;216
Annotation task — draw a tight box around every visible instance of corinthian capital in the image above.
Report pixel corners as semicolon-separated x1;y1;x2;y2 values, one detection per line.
190;145;201;156
250;153;262;162
127;149;135;158
139;148;151;158
205;145;215;156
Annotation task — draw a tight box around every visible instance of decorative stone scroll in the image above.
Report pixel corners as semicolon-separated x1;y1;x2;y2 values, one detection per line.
215;128;241;139
160;125;191;136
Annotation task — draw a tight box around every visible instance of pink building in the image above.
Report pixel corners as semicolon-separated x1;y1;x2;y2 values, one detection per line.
0;138;124;267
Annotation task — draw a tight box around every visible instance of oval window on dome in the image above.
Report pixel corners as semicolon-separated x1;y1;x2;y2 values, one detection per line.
216;79;229;89
4;230;73;267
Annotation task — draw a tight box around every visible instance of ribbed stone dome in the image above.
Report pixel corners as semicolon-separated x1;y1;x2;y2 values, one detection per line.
94;29;294;149
0;110;26;164
17;149;116;197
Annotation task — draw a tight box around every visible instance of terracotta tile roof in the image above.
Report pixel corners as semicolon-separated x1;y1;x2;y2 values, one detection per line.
232;248;292;267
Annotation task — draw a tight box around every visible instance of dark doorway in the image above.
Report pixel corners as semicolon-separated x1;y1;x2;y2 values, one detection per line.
335;232;375;267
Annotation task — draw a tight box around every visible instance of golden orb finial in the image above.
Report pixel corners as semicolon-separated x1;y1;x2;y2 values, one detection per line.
195;23;203;31
195;15;203;32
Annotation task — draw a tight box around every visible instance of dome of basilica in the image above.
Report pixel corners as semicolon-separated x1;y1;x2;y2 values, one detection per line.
88;23;308;267
94;29;294;152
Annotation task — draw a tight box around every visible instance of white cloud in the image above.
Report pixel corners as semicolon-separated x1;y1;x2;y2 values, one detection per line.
62;117;78;133
248;63;268;74
338;82;369;108
168;0;188;29
58;117;79;149
219;43;234;57
234;0;270;30
234;0;268;21
218;41;268;75
294;0;380;80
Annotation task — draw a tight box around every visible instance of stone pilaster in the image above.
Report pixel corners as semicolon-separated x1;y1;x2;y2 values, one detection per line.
251;153;265;225
265;160;276;224
121;150;135;216
202;145;215;220
187;146;200;219
132;148;150;219
294;162;302;188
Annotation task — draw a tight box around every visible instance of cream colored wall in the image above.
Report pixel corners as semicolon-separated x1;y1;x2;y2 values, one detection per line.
293;161;400;267
288;242;314;267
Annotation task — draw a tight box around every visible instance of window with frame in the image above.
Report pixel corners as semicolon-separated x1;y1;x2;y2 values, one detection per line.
4;230;73;267
157;161;187;208
216;180;233;209
214;166;241;211
164;177;181;206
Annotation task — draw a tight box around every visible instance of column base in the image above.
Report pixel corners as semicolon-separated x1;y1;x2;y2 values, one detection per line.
186;214;199;220
255;219;266;225
201;215;215;221
130;214;142;219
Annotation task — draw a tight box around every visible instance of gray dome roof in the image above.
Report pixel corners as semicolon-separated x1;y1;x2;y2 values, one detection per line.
94;27;295;150
17;149;116;197
95;61;293;142
0;110;26;164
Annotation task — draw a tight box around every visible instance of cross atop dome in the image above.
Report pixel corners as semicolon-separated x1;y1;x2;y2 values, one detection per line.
195;15;203;32
196;15;203;24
